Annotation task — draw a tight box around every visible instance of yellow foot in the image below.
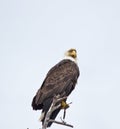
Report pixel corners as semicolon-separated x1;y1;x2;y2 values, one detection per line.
61;101;69;109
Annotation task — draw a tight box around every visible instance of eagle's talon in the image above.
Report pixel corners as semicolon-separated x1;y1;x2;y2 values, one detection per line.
61;101;69;109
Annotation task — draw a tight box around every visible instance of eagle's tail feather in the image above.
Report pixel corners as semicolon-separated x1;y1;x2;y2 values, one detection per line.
41;98;53;125
47;107;61;127
41;107;61;127
41;97;61;127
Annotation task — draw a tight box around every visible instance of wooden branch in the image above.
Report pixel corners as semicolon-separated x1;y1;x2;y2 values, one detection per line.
49;119;73;128
42;95;73;129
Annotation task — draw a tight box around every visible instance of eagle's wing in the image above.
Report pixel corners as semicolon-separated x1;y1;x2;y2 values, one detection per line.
34;59;79;105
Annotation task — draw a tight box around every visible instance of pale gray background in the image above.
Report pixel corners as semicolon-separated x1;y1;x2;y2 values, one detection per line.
0;0;120;129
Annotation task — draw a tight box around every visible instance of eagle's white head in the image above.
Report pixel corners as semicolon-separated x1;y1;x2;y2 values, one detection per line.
64;48;77;63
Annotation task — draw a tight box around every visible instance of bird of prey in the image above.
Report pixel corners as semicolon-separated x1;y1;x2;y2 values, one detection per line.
32;48;80;127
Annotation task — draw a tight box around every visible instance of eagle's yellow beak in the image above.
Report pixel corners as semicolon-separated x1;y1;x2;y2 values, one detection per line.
65;48;77;59
70;50;77;58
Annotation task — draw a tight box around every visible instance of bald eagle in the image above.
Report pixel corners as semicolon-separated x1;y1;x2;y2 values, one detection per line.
32;48;80;127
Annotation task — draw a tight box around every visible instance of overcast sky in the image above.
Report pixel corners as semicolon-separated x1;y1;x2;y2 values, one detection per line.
0;0;120;129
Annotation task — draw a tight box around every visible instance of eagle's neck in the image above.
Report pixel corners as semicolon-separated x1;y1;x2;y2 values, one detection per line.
64;56;77;64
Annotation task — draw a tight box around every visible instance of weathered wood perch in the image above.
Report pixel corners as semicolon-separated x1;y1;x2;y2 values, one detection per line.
42;95;73;129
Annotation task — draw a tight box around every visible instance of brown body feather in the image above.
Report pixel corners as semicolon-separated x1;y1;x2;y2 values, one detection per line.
32;59;79;127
